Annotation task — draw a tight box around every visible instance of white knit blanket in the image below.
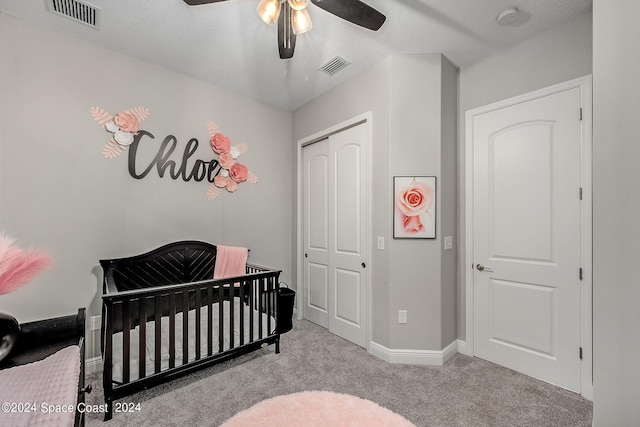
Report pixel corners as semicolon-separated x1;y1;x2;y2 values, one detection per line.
0;345;80;427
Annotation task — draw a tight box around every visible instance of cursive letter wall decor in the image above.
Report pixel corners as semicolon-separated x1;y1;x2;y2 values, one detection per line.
91;106;258;200
127;131;221;183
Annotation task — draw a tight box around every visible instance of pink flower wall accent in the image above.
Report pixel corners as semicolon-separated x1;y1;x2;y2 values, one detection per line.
91;106;150;158
206;120;258;200
210;133;231;154
393;176;436;239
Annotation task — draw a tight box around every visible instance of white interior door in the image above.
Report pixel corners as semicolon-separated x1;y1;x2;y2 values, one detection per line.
303;122;368;347
303;139;330;328
472;87;582;391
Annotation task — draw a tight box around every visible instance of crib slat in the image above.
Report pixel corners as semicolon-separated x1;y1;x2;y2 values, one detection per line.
258;279;264;339
182;289;189;365
138;297;146;379
103;301;114;403
218;284;224;353
249;278;254;342
229;285;235;349
154;296;161;374
239;281;245;346
207;287;213;356
195;287;201;360
122;300;130;383
169;293;176;369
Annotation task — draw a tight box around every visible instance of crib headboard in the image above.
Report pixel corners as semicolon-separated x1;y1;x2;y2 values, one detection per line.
100;240;218;294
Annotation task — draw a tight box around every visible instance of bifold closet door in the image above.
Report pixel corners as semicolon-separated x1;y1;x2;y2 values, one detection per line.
303;122;368;348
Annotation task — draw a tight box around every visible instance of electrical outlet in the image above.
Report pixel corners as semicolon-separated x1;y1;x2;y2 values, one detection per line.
398;310;408;324
91;315;101;331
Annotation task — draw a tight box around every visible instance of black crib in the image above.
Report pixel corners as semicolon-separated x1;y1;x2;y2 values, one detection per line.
100;241;283;420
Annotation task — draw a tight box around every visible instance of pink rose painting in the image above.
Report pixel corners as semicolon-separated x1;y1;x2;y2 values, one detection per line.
394;176;436;238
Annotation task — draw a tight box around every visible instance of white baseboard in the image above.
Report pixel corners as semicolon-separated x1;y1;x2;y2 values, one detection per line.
457;339;471;356
369;339;458;366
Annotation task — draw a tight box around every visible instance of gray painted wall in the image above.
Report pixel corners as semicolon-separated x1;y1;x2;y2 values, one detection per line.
458;12;593;340
440;58;458;349
293;54;457;351
592;0;640;423
0;14;293;359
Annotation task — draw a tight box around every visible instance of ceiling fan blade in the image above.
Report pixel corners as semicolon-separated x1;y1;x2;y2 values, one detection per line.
182;0;230;5
310;0;385;31
278;2;297;59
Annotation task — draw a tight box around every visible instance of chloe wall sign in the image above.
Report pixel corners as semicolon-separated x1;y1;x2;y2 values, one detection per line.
90;106;258;200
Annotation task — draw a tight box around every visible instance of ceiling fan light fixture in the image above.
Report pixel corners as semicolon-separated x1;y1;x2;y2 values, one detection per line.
291;7;312;34
257;0;281;26
287;0;309;11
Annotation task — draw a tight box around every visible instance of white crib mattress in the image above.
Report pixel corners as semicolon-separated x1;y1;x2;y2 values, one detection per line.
110;298;274;382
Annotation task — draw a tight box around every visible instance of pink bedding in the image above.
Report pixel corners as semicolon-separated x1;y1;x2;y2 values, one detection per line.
0;345;80;427
213;245;248;280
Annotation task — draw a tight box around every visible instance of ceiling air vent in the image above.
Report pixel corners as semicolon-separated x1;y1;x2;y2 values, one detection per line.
319;56;351;76
47;0;101;30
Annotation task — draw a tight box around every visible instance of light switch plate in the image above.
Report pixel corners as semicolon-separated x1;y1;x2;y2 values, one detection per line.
377;237;384;250
398;310;408;324
444;236;453;250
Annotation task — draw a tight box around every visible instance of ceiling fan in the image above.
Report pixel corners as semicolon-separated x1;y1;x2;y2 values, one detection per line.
182;0;386;59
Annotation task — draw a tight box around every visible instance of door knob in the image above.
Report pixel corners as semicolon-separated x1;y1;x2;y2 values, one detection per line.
361;262;366;268
476;263;494;272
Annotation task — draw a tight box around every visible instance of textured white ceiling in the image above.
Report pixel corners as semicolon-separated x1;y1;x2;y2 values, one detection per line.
0;0;592;110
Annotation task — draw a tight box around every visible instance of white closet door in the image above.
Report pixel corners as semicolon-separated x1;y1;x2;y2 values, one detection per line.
303;122;368;347
303;139;330;328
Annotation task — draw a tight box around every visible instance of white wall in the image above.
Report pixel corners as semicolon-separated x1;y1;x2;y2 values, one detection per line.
592;0;640;423
458;12;593;340
0;14;293;358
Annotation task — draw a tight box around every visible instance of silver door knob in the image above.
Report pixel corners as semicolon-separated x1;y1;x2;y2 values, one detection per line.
476;264;494;272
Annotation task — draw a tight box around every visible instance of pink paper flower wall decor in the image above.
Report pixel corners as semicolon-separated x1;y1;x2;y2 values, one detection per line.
205;120;258;201
0;233;51;295
91;106;150;159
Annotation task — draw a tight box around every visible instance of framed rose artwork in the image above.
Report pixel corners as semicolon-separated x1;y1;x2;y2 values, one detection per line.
393;176;436;239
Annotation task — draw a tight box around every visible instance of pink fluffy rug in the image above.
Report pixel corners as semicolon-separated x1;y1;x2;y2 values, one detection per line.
220;391;416;427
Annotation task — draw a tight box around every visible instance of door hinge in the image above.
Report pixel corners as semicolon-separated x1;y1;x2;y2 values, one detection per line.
579;107;583;121
579;347;583;360
579;187;583;200
579;267;583;280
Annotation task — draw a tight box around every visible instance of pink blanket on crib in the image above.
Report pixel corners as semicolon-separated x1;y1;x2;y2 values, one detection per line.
213;245;248;281
0;345;80;427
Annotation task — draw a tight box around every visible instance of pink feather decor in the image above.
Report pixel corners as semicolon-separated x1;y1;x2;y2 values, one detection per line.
0;233;51;295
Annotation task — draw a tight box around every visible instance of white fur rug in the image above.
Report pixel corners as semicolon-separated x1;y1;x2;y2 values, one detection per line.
220;390;416;427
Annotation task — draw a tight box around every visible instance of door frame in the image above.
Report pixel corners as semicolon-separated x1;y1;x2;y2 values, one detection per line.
296;112;373;351
463;76;592;399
